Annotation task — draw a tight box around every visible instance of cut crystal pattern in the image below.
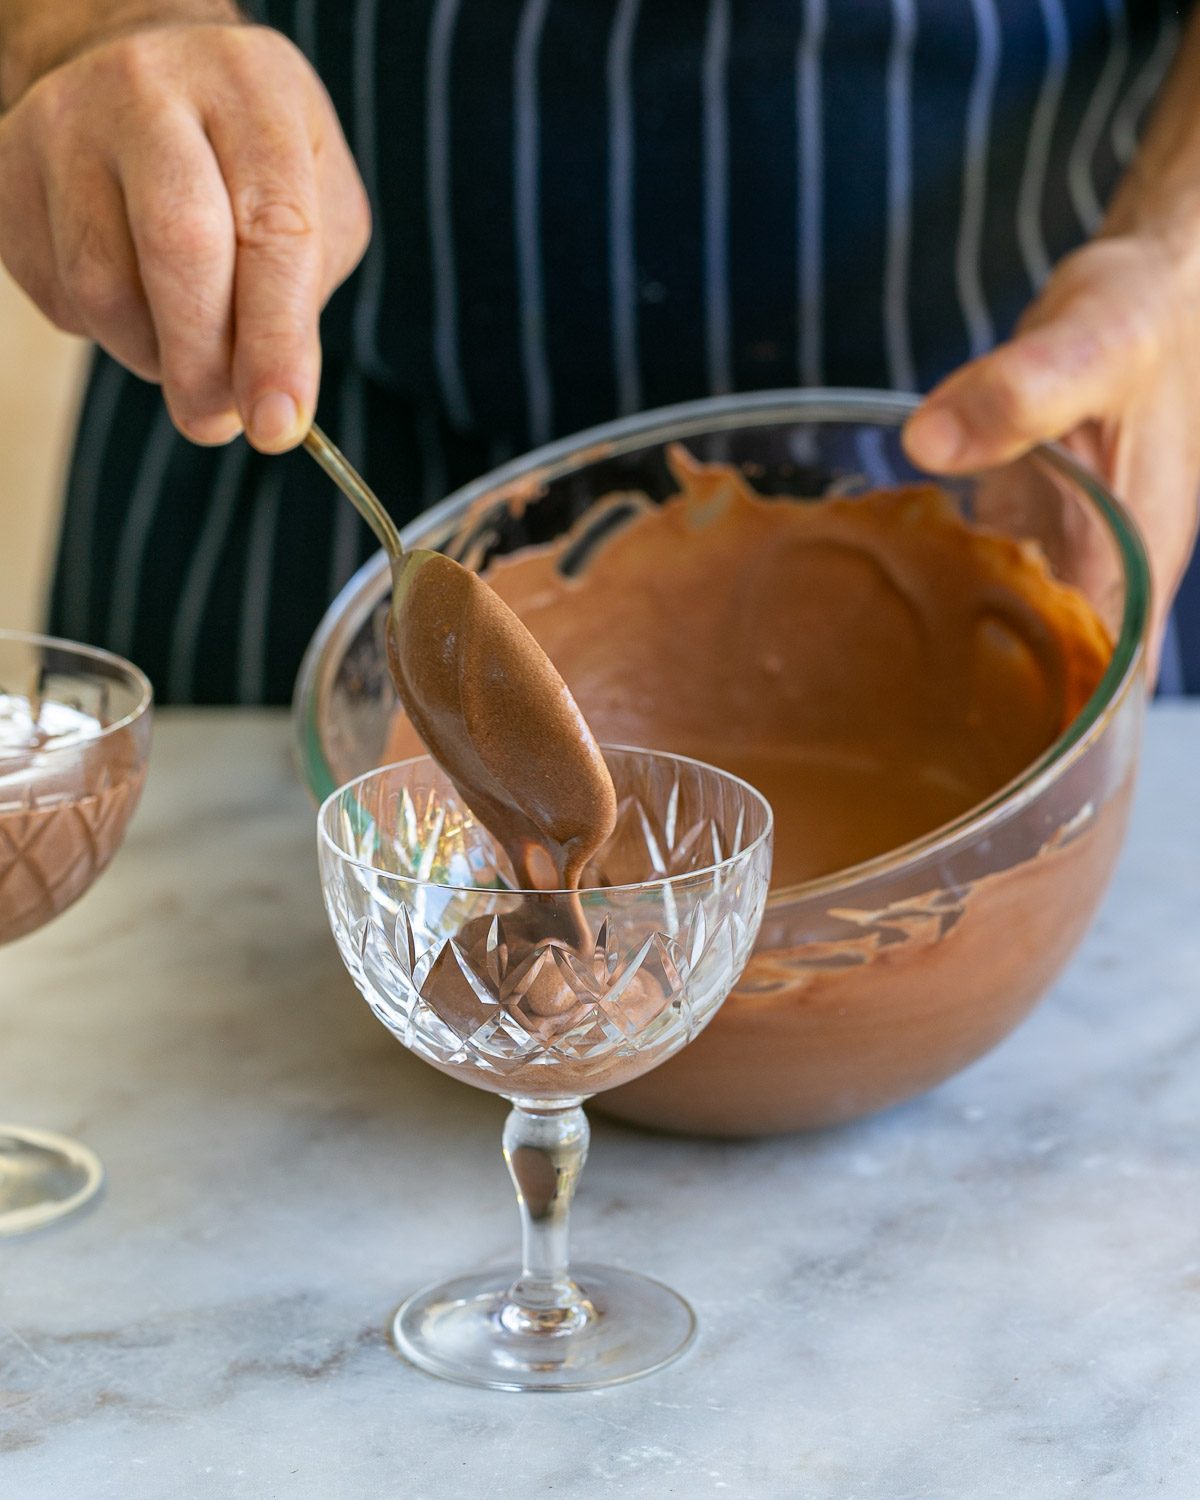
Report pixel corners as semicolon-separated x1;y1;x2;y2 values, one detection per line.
320;749;772;1097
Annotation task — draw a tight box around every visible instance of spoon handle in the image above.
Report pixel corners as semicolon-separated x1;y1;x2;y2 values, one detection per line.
303;422;403;559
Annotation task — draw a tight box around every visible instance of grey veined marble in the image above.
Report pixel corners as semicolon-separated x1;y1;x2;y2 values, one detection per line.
2;709;1199;1500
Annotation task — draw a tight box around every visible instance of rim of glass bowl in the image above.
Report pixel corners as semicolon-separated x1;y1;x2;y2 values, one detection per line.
318;745;775;897
0;628;154;750
296;388;1150;906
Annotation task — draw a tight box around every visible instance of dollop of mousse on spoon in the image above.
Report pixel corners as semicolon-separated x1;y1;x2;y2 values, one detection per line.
386;548;617;947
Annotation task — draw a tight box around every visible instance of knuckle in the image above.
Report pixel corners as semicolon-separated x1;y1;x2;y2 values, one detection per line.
141;198;227;265
979;357;1037;433
101;31;167;96
1105;298;1160;367
242;316;312;354
232;187;316;248
215;24;310;90
62;235;133;324
24;71;79;135
71;263;137;327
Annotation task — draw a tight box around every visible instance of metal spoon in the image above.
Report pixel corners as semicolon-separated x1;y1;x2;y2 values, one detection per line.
303;423;402;558
301;423;617;892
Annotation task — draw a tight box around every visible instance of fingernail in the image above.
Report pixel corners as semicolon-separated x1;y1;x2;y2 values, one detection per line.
905;406;967;469
249;391;301;451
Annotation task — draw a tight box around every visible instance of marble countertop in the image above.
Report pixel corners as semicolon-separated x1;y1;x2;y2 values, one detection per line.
3;707;1199;1499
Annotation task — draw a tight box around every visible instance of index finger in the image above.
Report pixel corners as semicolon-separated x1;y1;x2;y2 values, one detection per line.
207;103;324;452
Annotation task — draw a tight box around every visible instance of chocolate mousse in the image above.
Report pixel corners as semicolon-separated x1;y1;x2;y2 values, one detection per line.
0;705;147;946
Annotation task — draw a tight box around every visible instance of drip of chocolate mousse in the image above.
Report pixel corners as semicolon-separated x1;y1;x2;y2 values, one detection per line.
385;551;616;894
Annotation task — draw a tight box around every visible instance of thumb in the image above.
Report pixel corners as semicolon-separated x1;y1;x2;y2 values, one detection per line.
902;292;1144;474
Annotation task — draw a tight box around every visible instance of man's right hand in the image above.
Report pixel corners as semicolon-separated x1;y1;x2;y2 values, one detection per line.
0;16;371;451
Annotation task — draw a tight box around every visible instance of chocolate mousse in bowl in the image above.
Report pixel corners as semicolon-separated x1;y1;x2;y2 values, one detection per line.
296;392;1149;1135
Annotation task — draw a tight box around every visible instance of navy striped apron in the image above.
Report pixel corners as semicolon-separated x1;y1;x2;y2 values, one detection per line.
48;0;1190;704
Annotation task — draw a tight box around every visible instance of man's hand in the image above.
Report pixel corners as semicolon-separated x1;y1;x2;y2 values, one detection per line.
0;18;371;451
903;14;1200;675
903;234;1200;668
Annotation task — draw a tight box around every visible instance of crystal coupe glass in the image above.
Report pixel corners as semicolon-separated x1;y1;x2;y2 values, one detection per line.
319;747;772;1390
0;630;152;1235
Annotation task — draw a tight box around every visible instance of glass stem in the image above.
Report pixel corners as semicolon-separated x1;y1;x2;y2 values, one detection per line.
501;1099;592;1335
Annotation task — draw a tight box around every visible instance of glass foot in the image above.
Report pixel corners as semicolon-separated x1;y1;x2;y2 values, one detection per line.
393;1262;697;1391
0;1125;104;1236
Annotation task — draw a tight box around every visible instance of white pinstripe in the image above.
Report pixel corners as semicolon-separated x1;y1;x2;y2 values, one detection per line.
795;0;826;388
106;409;179;659
58;357;127;641
329;368;366;596
883;0;917;393
165;440;251;702
1017;0;1069;290
1111;11;1181;167
428;0;473;428
514;0;554;446
956;0;1002;358
237;467;287;706
607;0;642;416
350;0;388;381
1067;0;1129;235
702;0;732;397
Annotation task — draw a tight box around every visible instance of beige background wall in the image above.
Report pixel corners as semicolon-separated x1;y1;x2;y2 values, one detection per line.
0;267;88;633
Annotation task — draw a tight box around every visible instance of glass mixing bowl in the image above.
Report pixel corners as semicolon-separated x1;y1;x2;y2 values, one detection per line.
294;391;1149;1135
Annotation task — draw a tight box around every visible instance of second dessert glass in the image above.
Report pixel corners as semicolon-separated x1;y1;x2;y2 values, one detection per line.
0;630;153;1235
319;746;773;1390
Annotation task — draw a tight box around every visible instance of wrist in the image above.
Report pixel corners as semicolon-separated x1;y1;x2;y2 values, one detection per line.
1102;179;1200;300
1;0;244;108
1099;10;1200;294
